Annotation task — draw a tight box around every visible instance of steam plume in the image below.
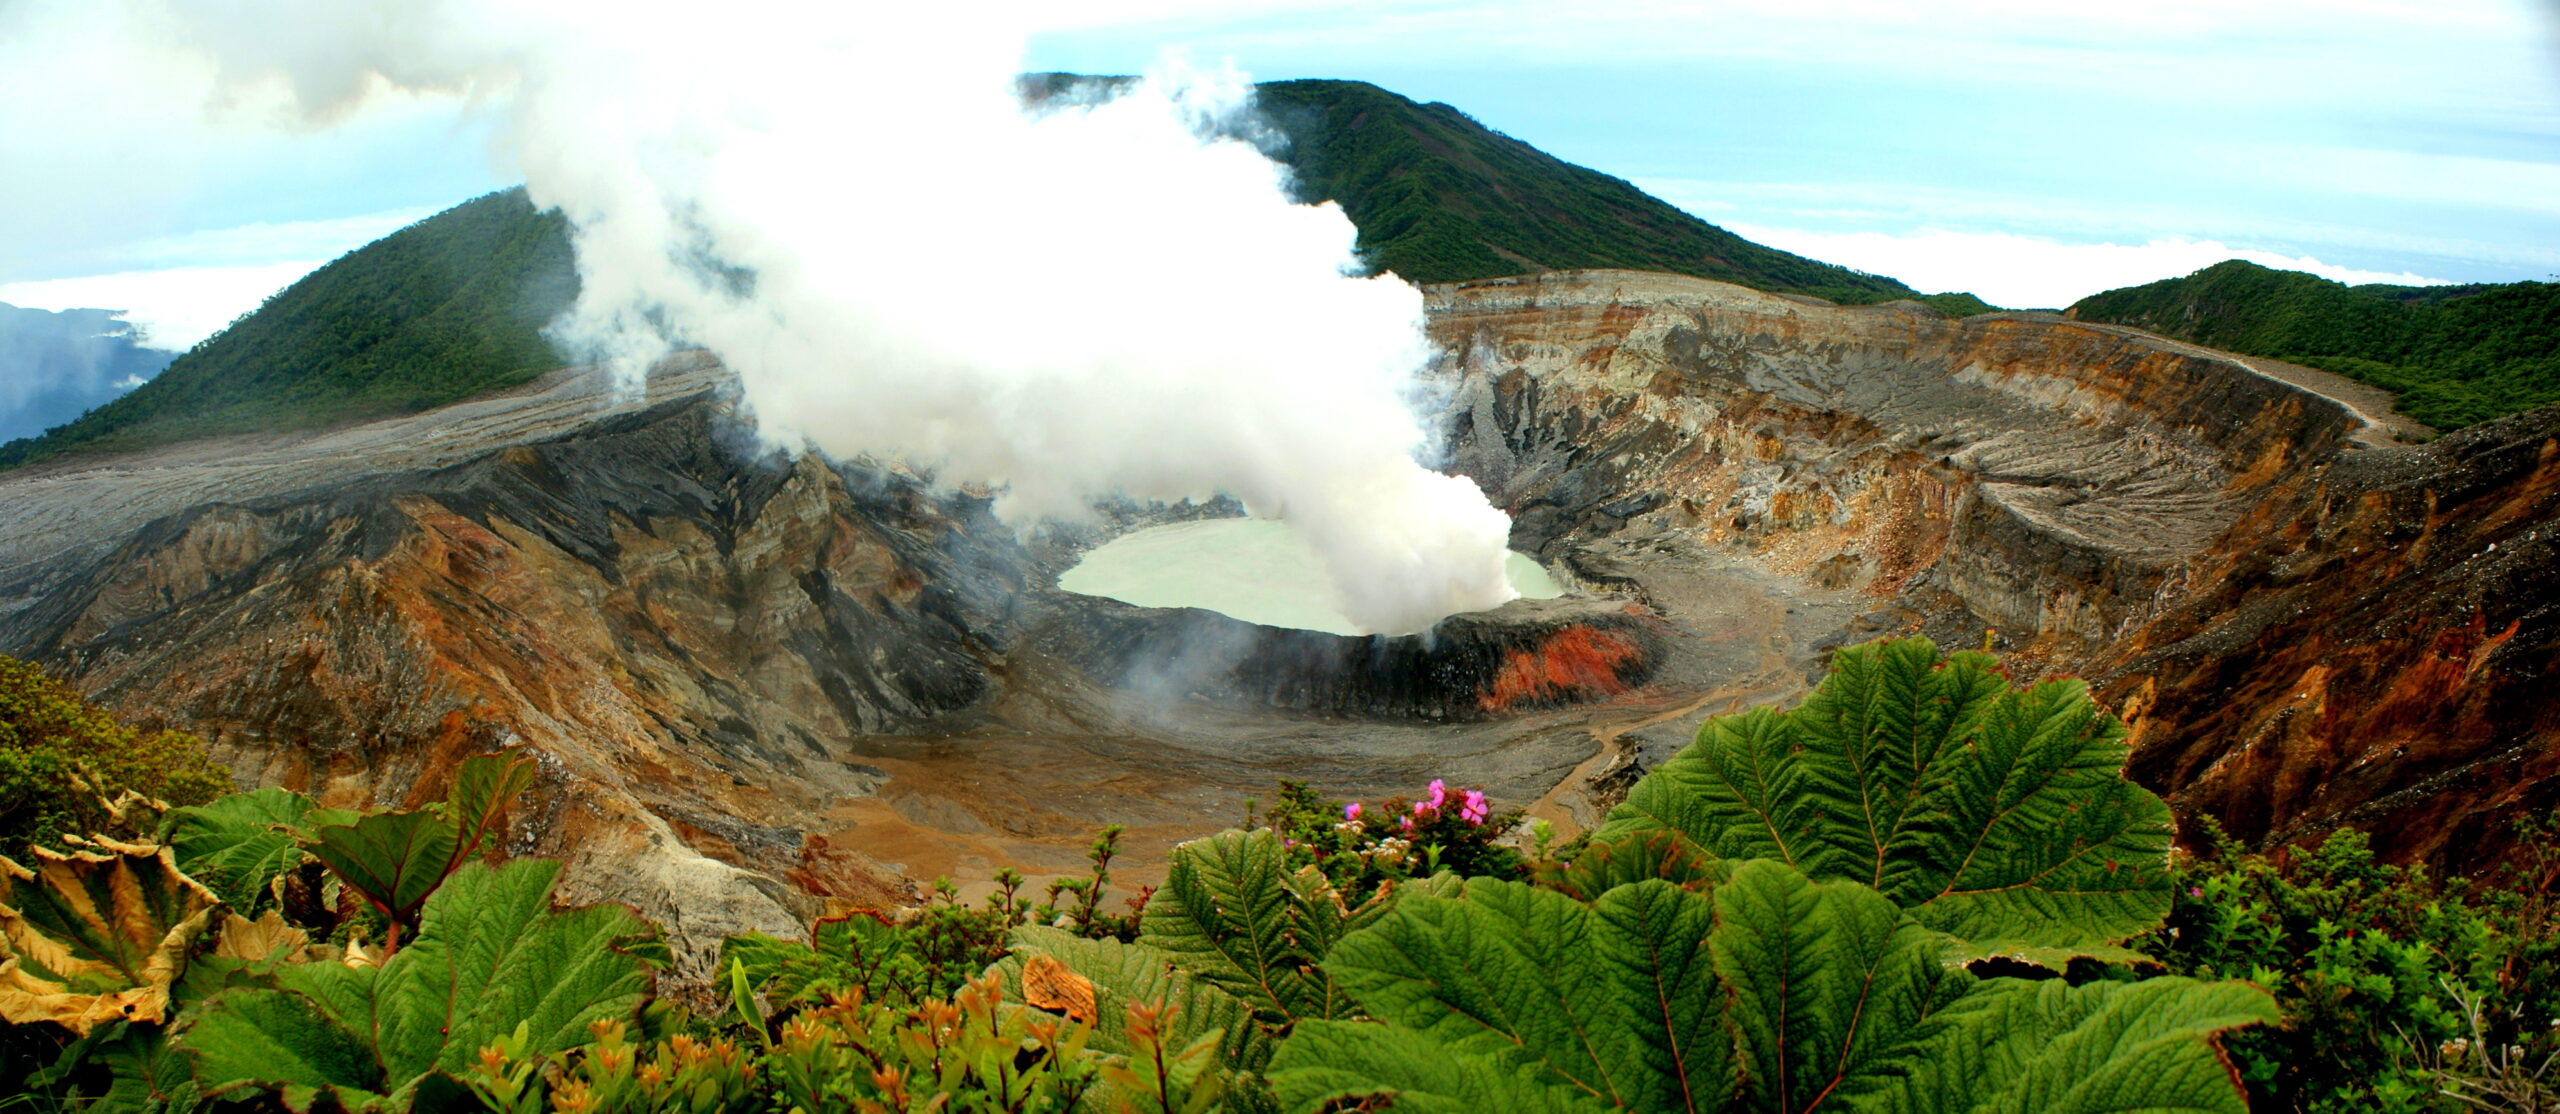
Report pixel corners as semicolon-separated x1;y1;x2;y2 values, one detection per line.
139;0;1519;634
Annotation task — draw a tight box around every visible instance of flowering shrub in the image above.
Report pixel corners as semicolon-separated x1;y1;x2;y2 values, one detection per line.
1247;778;1527;901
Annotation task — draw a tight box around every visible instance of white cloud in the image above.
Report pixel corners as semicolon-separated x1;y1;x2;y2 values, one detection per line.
1046;0;2550;114
0;204;438;350
96;207;438;272
0;260;324;350
1717;224;2453;309
0;0;494;280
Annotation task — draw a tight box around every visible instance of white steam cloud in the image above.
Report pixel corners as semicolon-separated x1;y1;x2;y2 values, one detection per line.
136;0;1517;634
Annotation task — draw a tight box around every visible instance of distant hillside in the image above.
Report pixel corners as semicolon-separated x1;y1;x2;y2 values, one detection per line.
3;78;1991;470
2069;260;2560;430
1250;79;1990;311
0;303;175;442
0;191;575;470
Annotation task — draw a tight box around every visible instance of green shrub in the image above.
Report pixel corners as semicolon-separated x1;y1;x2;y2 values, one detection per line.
721;825;1144;1019
0;655;229;860
2136;819;2560;1112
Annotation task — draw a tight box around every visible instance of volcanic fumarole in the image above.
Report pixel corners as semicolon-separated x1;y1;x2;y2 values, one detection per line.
116;0;1526;635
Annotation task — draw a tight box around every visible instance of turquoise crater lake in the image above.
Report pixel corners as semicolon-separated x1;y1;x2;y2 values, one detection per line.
1058;518;1561;637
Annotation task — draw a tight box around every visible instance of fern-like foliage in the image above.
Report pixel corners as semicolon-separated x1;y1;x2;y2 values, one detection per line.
1273;862;2276;1114
158;788;347;911
1139;828;1395;1026
1593;637;2174;957
171;858;664;1113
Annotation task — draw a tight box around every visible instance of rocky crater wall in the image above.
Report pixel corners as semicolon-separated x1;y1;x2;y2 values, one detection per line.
1428;270;2555;874
1429;270;2368;649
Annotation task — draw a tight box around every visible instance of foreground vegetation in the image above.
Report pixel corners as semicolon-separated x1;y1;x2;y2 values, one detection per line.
2068;259;2560;430
3;639;2552;1111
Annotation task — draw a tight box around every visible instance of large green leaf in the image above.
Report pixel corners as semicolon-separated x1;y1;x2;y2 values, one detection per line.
1594;637;2174;953
162;987;387;1112
440;753;535;857
1299;875;1735;1112
1138;828;1390;1025
1539;830;1729;902
159;787;329;910
1270;1023;1612;1114
1710;862;1967;1112
1276;861;2268;1114
1878;976;2277;1114
37;1018;208;1114
0;838;219;1034
298;752;537;933
174;858;663;1112
302;811;457;926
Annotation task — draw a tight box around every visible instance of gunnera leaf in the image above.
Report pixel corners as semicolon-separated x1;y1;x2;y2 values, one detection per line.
1276;861;2271;1114
0;837;219;1034
1594;636;2175;956
1536;829;1729;902
174;858;662;1112
159;787;329;910
1287;875;1737;1112
1138;828;1392;1025
301;810;458;927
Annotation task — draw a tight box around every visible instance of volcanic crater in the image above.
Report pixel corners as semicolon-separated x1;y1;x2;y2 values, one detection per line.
2;269;2550;984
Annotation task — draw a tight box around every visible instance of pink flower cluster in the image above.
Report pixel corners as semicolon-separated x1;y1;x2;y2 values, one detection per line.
1372;778;1495;834
1341;779;1493;831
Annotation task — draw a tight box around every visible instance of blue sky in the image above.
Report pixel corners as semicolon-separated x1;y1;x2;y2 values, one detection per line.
1;0;2554;345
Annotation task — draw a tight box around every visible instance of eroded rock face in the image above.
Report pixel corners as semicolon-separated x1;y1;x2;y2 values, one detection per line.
1033;593;1664;721
1429;271;2367;651
1423;270;2553;874
2093;411;2560;869
0;390;1016;981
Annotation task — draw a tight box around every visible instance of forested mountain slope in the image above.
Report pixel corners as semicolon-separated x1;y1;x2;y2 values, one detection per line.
2068;259;2560;430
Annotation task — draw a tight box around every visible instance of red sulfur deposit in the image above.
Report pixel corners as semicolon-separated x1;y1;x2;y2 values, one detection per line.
1480;626;1645;713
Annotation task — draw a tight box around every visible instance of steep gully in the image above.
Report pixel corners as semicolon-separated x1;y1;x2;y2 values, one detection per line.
0;270;2548;981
